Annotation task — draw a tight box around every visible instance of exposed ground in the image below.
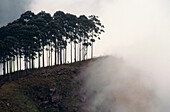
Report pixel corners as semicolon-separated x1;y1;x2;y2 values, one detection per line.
0;58;99;112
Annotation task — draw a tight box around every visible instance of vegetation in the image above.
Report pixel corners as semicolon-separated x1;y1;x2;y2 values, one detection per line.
0;58;95;112
0;10;104;75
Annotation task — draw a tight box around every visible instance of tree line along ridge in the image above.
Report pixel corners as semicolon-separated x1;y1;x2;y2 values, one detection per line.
0;10;105;75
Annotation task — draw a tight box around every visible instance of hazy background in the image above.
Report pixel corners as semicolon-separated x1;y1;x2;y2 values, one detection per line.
83;57;161;112
31;0;170;111
1;0;170;111
0;0;170;61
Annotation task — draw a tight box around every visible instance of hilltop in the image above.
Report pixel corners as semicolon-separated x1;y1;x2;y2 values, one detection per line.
0;58;101;112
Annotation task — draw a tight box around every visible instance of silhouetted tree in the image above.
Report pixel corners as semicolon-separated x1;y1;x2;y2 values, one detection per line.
0;10;104;76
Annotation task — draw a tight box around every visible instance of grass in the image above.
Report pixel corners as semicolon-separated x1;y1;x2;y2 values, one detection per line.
0;82;39;112
0;59;94;112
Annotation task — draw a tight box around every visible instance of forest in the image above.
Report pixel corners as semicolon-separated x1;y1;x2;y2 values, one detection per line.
0;10;104;75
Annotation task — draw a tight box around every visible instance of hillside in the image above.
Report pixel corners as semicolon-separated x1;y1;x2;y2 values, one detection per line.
0;58;97;112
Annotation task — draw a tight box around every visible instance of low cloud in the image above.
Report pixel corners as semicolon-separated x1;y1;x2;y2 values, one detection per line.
82;56;169;112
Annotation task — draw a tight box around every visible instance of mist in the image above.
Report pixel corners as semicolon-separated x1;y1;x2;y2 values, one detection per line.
80;0;170;109
68;0;170;111
82;56;168;112
30;0;170;57
1;0;170;111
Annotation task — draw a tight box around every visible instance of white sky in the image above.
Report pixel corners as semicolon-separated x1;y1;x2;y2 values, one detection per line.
1;0;170;77
1;0;170;108
0;0;169;109
30;0;170;57
30;0;170;74
31;0;170;101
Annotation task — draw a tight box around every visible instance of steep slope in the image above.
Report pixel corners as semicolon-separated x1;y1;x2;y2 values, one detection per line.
82;56;159;112
0;59;95;112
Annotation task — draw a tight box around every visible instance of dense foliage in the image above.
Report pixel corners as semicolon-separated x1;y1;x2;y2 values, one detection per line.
0;10;104;75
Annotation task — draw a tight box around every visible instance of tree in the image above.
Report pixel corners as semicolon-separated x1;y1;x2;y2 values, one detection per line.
53;11;67;65
0;10;105;76
37;11;52;67
0;40;7;75
78;15;91;60
64;13;78;63
88;15;105;58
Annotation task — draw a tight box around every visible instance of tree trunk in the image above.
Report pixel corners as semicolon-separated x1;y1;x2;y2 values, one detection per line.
86;46;88;59
3;57;6;75
55;42;57;65
60;48;62;65
13;56;15;72
71;42;72;63
51;44;52;66
91;34;94;59
32;56;34;69
82;46;85;61
25;56;27;70
46;49;48;66
65;47;67;64
91;42;93;59
49;45;50;66
20;54;22;71
63;48;66;64
29;57;31;69
10;59;12;73
38;42;41;68
74;43;76;62
43;46;45;67
62;49;65;64
9;60;12;81
38;51;41;68
79;43;81;61
58;49;60;65
84;47;86;60
17;55;19;71
7;59;9;74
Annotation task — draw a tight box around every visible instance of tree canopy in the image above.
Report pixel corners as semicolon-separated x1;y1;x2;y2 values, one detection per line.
0;10;104;75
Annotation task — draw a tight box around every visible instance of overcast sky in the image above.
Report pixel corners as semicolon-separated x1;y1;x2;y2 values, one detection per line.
1;0;170;110
0;0;32;26
1;0;170;57
1;0;170;73
26;0;167;59
30;0;170;96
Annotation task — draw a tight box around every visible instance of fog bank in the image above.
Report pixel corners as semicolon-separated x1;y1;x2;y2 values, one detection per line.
82;56;169;112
